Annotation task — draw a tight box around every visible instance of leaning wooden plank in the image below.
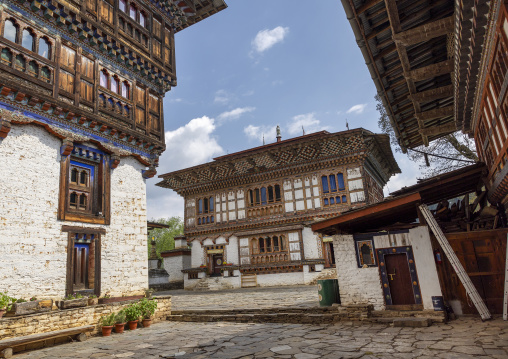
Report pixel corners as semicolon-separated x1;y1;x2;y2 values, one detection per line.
0;325;94;351
419;204;492;320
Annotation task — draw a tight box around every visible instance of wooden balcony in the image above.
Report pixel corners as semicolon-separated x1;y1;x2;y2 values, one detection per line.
251;252;289;264
246;203;283;218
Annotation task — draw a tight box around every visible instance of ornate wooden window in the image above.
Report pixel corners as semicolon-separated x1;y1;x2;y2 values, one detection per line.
153;39;161;58
149;93;159;113
129;3;137;20
38;37;51;59
354;237;376;267
41;66;51;82
135;106;145;126
251;234;288;264
140;11;146;27
111;76;119;93
21;29;35;52
119;0;126;12
322;172;347;206
59;145;111;224
14;54;25;71
28;60;38;77
1;48;12;66
81;56;94;79
100;69;108;87
197;196;214;225
3;19;18;43
248;184;281;207
121;81;129;99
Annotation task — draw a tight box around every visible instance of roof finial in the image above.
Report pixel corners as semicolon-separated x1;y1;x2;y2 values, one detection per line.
302;126;305;136
263;134;265;145
346;119;349;131
276;125;281;142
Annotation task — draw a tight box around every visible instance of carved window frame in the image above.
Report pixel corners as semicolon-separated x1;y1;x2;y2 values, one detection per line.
59;144;111;225
353;235;377;268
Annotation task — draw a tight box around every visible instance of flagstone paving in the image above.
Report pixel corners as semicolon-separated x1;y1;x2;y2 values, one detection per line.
15;316;508;359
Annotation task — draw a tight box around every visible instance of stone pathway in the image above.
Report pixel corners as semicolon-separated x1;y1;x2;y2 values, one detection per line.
15;317;508;358
157;285;319;311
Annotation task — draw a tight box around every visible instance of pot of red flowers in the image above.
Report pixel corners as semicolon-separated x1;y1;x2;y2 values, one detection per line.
99;313;116;336
114;310;126;333
138;298;157;328
124;302;141;330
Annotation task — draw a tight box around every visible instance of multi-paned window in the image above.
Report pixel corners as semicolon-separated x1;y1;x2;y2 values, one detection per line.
252;235;286;254
59;145;111;224
248;185;281;206
321;173;347;206
197;196;214;225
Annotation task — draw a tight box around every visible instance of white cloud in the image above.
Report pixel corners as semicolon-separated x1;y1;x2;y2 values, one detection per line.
214;89;232;105
146;116;224;219
244;124;278;144
383;154;421;196
346;103;367;114
169;98;183;103
217;107;256;124
287;113;329;136
251;26;289;53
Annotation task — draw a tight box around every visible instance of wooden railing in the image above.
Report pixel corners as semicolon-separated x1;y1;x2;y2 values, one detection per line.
246;203;284;218
250;253;289;264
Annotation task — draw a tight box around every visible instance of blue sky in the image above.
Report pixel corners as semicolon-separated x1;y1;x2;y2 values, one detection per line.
147;0;422;220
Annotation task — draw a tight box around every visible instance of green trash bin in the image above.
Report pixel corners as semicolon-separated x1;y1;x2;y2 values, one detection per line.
317;279;340;307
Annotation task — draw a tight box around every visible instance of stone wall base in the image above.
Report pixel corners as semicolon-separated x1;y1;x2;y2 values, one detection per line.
0;296;171;341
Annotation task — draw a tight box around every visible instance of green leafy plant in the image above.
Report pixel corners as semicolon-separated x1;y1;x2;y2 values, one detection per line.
0;292;15;310
101;294;111;299
138;298;157;319
29;296;37;302
88;294;98;299
15;298;27;303
115;310;126;324
64;293;83;300
99;313;116;327
124;302;141;322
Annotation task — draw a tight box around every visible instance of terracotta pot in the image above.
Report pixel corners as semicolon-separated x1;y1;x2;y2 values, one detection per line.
102;326;113;336
142;318;152;328
128;320;138;330
88;298;98;306
115;323;125;333
0;309;5;319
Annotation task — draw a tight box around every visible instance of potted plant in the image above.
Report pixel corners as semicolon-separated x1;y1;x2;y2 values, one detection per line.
124;302;141;330
88;295;98;306
114;310;126;333
138;298;157;328
99;313;116;336
0;292;15;319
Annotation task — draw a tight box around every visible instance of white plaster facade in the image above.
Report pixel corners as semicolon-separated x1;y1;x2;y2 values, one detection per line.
0;124;149;300
332;226;443;310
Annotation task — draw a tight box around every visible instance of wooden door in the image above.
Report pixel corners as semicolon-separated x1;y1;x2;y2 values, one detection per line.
439;230;507;314
323;242;335;268
73;244;89;291
385;253;415;305
212;254;223;276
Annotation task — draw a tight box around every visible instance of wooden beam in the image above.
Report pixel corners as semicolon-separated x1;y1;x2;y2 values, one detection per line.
419;122;457;136
356;0;384;15
408;85;454;102
408;59;454;81
393;16;454;46
311;192;422;232
415;106;454;121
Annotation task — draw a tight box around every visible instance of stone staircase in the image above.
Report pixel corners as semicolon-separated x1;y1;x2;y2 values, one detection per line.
191;277;236;291
166;305;447;326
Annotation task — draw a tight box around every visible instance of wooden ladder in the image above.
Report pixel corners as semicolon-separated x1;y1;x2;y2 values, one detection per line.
241;273;257;288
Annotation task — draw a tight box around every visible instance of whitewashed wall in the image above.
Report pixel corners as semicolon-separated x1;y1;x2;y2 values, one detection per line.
163;254;191;283
256;272;305;287
226;236;239;264
302;227;320;260
332;234;385;309
332;226;442;310
0;124;149;300
190;239;203;267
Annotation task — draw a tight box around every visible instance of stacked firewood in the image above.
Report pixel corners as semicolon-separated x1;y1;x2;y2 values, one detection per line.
432;191;505;233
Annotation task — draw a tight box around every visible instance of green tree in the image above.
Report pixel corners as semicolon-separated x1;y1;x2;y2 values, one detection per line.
147;217;184;259
375;94;478;177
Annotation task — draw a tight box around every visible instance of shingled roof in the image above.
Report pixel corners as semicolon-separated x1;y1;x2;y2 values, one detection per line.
156;128;401;195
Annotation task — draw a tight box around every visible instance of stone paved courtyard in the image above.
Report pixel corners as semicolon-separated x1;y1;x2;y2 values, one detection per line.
12;286;508;358
15;317;508;359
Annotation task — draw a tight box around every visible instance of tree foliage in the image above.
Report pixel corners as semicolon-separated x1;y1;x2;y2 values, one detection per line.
147;216;184;259
375;94;478;177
